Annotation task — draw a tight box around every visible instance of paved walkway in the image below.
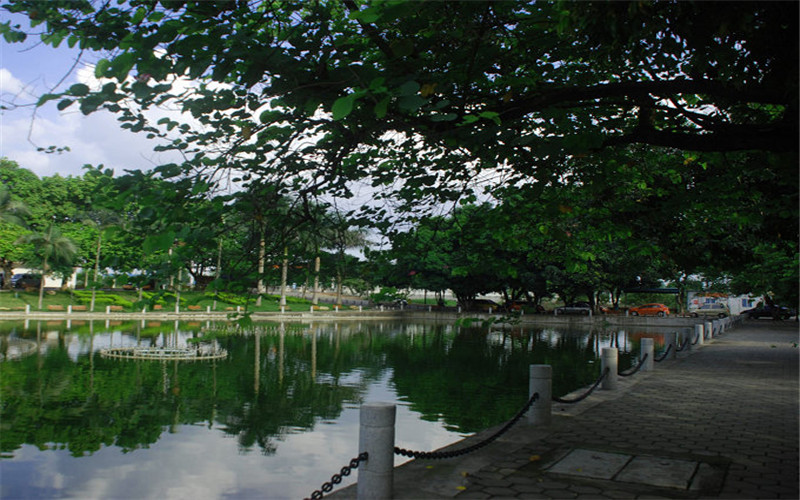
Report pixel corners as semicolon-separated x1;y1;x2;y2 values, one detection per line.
333;320;799;499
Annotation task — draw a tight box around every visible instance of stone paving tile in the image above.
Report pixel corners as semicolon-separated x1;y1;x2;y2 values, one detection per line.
482;486;519;497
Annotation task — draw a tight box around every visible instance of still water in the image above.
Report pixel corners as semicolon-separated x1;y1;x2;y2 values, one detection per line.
0;319;662;499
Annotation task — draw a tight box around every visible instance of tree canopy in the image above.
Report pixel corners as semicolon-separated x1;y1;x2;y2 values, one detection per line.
1;1;797;304
3;1;795;201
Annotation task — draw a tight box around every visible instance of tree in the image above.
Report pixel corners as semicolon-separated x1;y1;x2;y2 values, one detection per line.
3;1;797;301
17;224;78;309
4;1;794;191
0;179;31;289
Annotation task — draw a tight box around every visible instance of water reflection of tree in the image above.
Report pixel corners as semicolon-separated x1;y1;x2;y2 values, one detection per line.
0;321;634;457
384;325;628;433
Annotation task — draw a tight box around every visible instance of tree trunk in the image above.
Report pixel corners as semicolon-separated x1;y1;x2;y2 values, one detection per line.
90;233;102;312
279;246;288;307
37;255;48;310
1;258;13;291
213;239;222;310
335;269;343;306
312;255;320;305
256;230;266;307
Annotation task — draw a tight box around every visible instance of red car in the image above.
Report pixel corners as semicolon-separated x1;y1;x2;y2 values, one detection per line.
628;303;670;317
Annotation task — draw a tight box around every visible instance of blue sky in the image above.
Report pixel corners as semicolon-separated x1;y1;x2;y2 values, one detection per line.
1;11;180;179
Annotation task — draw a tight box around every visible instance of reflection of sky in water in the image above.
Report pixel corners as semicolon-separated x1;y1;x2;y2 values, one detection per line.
1;372;464;499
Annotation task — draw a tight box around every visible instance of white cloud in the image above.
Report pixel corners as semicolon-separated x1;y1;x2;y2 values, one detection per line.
0;67;25;96
1;65;186;178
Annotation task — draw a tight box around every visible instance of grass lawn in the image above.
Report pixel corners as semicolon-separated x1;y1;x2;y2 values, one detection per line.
0;289;317;312
408;298;458;307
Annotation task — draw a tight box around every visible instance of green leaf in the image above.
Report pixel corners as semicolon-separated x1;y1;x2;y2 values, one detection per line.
332;94;357;120
111;52;135;81
349;7;381;23
95;58;111;78
56;99;75;111
399;95;426;112
374;97;390;118
68;83;90;96
143;231;176;254
79;95;104;115
35;93;60;107
131;7;147;24
398;80;420;96
479;111;501;125
431;113;457;122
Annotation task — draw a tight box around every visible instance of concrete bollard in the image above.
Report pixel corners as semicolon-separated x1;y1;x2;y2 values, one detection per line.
428;306;431;313
207;306;211;313
357;402;396;500
601;348;618;390
25;304;30;315
675;332;682;358
695;324;704;346
458;306;461;314
335;306;339;313
528;365;552;426
106;305;111;314
359;305;363;312
705;321;713;339
310;306;314;313
67;305;72;314
640;338;654;372
280;306;285;314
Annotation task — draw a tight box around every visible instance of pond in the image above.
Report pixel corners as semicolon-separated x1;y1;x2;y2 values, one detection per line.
0;319;668;499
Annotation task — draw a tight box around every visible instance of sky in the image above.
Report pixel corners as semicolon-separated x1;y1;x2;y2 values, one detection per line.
1;12;182;179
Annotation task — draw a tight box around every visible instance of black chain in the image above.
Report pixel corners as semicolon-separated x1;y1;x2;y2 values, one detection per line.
618;353;648;377
394;392;539;460
654;343;673;362
675;337;690;352
306;452;368;500
552;367;609;404
691;332;700;345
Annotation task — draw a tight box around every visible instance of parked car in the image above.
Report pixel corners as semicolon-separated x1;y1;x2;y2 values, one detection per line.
555;302;592;315
741;304;796;320
629;303;670;317
469;299;503;312
689;303;729;318
11;273;41;289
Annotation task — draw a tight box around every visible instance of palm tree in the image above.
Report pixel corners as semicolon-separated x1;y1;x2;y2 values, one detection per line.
18;225;78;309
0;184;29;226
81;210;121;311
